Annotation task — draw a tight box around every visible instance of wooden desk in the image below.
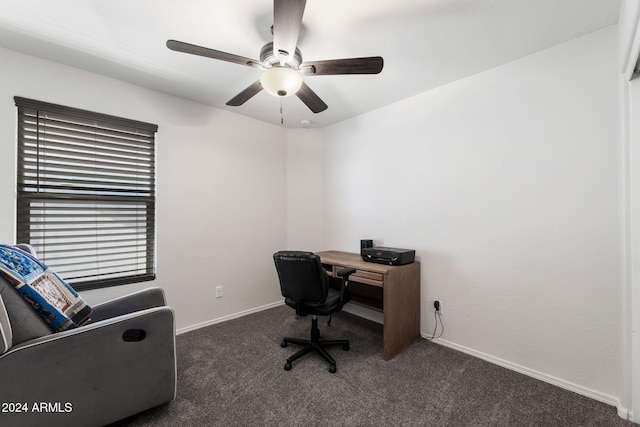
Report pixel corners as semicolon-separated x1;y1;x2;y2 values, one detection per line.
316;250;420;361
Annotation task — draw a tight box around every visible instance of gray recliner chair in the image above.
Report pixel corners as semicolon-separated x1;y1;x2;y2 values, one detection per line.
0;270;176;426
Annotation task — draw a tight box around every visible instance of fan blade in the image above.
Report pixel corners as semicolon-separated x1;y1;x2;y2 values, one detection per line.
273;0;306;64
301;57;384;75
296;82;327;113
167;40;261;68
226;81;263;106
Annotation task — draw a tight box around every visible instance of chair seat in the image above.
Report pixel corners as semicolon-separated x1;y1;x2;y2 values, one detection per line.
285;288;350;316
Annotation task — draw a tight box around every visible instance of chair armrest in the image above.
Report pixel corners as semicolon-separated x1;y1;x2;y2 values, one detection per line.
0;306;176;427
89;287;167;322
337;267;356;278
336;268;356;310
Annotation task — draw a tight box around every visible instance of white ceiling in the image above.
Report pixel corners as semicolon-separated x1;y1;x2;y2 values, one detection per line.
0;0;621;128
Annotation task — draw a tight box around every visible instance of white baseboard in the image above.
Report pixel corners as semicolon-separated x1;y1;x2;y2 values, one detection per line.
426;335;631;421
176;301;382;336
176;301;284;335
618;406;632;421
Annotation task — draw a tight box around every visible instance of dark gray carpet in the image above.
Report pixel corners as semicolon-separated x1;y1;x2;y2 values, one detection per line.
113;305;632;426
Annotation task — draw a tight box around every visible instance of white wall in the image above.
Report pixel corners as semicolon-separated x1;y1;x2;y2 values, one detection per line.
285;128;324;251
626;75;640;423
620;1;640;420
316;26;624;408
0;46;287;331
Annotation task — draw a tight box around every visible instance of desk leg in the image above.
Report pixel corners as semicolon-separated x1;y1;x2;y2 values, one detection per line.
383;263;421;360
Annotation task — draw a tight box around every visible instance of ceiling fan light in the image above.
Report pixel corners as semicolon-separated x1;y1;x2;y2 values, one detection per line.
260;67;303;97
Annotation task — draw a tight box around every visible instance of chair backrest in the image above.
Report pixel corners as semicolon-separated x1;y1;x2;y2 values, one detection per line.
273;251;329;306
0;294;11;353
0;274;51;352
15;243;37;257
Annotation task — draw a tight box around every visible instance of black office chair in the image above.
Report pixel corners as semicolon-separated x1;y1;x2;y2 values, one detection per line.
273;251;356;373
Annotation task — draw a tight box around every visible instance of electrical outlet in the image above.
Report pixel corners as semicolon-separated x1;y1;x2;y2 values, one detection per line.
215;286;223;298
434;300;441;313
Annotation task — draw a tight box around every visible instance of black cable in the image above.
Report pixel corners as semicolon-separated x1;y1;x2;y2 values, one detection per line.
423;309;444;341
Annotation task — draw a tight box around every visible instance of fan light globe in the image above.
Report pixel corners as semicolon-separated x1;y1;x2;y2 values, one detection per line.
260;67;303;97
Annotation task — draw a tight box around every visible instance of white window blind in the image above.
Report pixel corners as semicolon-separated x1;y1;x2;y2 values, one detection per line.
15;97;157;291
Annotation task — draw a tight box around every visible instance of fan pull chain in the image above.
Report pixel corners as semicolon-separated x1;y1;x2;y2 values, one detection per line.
280;98;284;126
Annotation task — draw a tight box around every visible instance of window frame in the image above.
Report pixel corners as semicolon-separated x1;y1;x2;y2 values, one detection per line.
14;97;158;291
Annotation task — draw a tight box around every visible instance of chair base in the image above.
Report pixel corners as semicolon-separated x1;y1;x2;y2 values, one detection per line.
281;315;349;373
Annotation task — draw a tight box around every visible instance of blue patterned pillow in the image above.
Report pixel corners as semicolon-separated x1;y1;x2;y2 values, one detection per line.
0;245;92;332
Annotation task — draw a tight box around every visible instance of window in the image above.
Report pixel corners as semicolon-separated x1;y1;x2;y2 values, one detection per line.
15;97;157;291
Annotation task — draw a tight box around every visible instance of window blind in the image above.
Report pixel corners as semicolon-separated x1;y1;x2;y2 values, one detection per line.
15;97;157;291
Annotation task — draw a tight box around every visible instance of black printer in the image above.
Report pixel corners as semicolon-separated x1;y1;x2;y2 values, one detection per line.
361;247;415;265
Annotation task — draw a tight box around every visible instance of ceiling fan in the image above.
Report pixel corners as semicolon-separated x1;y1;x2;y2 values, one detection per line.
166;0;383;113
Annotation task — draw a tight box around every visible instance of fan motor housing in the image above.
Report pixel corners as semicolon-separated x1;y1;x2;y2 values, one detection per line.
260;42;302;69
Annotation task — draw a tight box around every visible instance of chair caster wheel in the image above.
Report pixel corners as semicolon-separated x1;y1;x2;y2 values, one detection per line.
329;364;336;373
284;361;292;371
281;340;287;348
343;344;350;351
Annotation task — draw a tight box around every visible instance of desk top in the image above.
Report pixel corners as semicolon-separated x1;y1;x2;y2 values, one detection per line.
316;250;418;274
